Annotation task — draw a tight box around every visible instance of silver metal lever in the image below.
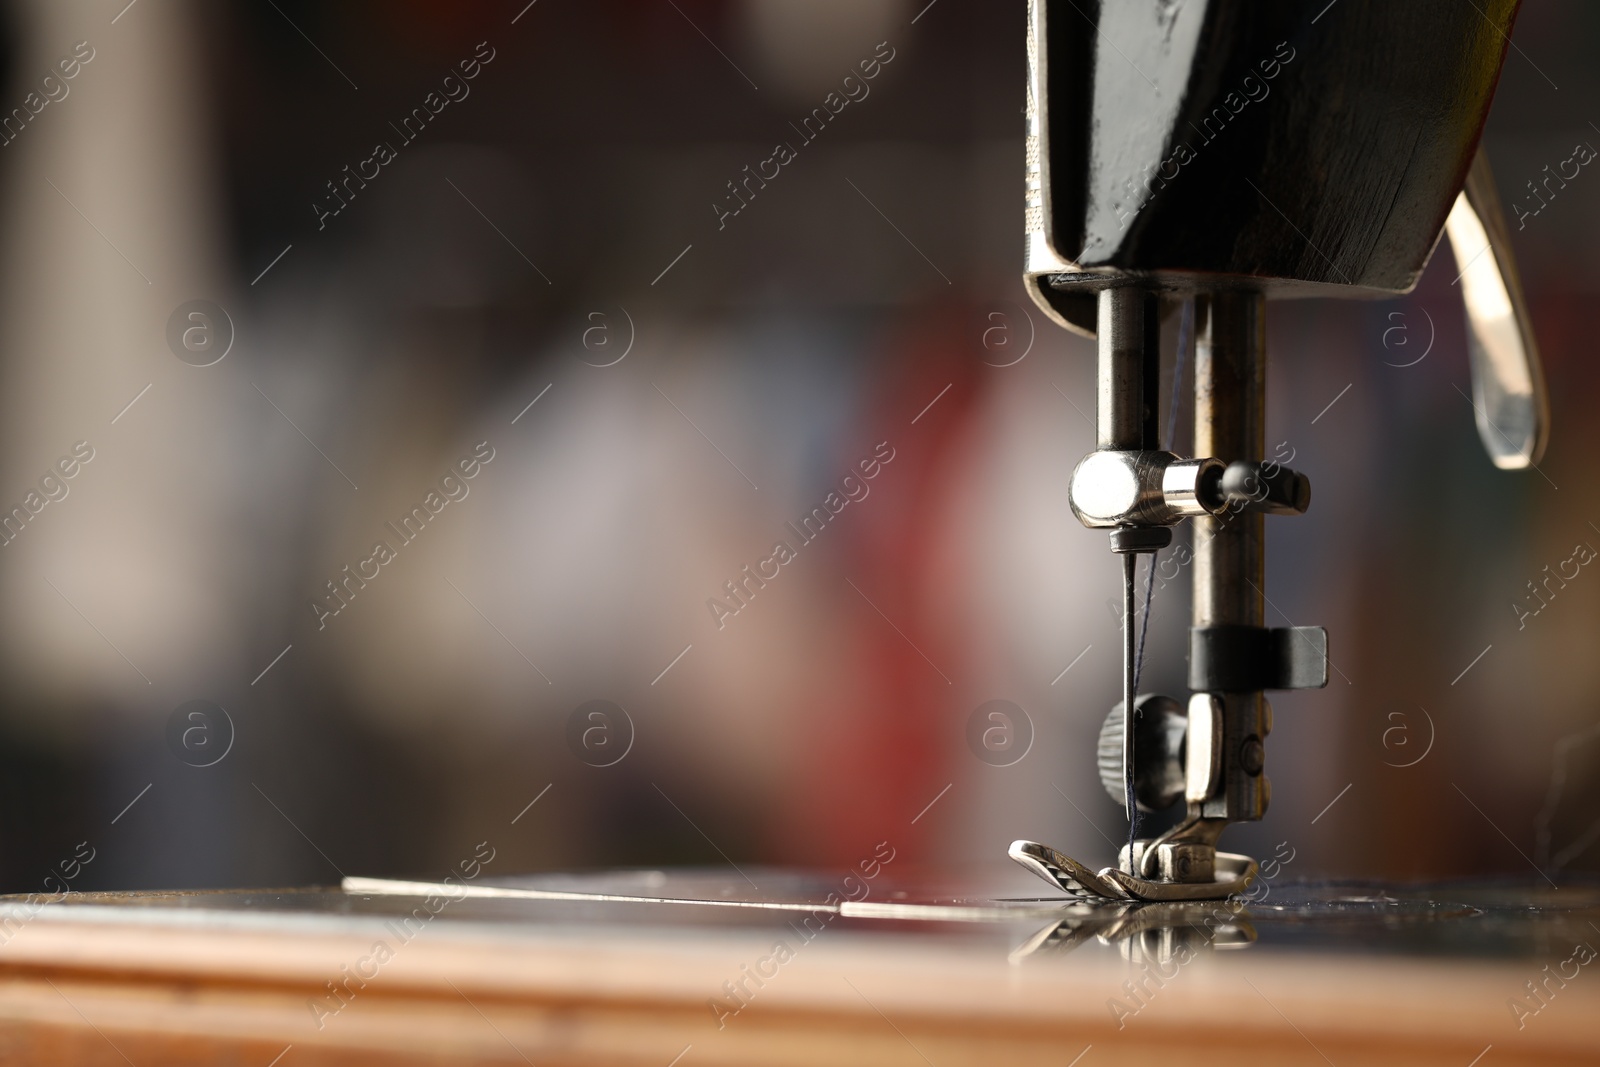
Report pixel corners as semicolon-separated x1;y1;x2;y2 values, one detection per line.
1444;147;1550;470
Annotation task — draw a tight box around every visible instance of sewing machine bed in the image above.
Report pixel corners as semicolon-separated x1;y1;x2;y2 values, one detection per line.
0;870;1595;1066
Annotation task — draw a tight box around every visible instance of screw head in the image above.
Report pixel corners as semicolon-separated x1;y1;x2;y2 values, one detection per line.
1239;735;1265;777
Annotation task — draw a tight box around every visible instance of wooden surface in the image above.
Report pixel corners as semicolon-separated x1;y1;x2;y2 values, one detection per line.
0;887;1595;1066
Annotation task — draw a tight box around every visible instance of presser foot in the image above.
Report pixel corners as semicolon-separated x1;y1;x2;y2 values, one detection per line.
1008;839;1257;902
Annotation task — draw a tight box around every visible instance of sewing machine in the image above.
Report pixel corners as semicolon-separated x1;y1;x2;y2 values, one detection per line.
1010;0;1547;901
0;3;1590;1064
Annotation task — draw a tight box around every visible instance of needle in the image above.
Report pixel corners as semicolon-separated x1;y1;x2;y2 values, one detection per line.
1122;549;1137;826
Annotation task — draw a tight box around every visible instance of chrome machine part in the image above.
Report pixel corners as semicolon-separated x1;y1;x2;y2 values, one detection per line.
1096;286;1154;450
1021;284;1314;899
1068;451;1225;527
1445;147;1550;470
1192;293;1272;828
1008;839;1258;903
1015;286;1327;902
1101;851;1258;901
1008;841;1125;901
1185;693;1224;803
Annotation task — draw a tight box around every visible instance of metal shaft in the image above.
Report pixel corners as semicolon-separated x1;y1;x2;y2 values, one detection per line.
1096;288;1157;451
1193;292;1269;823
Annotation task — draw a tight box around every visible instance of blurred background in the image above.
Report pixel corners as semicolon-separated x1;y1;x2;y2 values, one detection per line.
0;0;1595;895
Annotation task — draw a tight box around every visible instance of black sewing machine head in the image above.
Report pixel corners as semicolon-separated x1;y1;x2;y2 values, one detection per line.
1011;0;1545;902
1028;0;1524;301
